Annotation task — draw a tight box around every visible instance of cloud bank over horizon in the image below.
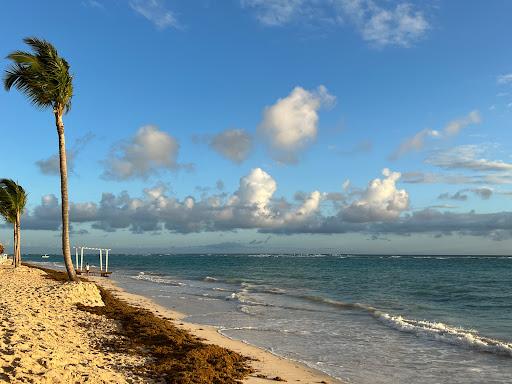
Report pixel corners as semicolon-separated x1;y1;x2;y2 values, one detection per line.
15;166;512;242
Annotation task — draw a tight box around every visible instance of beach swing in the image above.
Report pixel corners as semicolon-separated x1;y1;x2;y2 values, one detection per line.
73;246;112;277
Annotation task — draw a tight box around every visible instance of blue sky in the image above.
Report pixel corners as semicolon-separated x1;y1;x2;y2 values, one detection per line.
1;0;512;254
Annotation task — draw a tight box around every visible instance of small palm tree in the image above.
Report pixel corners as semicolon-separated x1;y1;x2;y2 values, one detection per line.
0;179;27;267
4;37;77;280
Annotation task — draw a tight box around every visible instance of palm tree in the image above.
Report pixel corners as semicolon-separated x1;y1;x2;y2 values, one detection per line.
0;179;27;267
4;37;77;280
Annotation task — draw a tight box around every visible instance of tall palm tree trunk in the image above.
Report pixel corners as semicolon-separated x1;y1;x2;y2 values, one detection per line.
16;214;21;266
55;111;78;282
12;225;17;267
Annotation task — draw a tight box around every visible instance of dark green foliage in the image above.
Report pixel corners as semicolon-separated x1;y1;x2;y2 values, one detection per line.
0;179;27;224
4;37;73;113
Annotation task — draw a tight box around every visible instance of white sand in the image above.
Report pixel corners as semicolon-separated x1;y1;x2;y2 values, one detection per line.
0;262;147;383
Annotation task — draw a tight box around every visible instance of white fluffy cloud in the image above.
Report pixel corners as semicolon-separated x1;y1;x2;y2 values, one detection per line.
285;190;321;223
103;125;188;181
129;0;178;29
236;168;277;213
342;168;409;222
391;110;481;159
258;85;335;163
233;168;321;225
209;129;253;164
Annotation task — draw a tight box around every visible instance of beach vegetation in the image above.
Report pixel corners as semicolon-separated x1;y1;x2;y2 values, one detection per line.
0;179;27;267
4;37;77;280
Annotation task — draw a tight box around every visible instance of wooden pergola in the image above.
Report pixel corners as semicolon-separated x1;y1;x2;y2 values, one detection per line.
73;246;112;277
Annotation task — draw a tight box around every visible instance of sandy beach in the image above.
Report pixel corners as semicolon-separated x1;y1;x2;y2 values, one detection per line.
0;260;341;383
0;261;147;383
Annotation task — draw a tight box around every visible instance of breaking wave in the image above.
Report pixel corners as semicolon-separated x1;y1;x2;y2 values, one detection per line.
374;313;512;357
131;272;186;286
293;295;512;357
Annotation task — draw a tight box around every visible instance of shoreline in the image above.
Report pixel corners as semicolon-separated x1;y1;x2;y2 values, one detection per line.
88;275;344;384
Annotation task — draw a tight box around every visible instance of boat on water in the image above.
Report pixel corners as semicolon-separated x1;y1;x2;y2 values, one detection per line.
41;254;50;259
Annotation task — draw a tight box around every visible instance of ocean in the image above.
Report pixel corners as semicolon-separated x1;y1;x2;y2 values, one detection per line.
26;253;512;383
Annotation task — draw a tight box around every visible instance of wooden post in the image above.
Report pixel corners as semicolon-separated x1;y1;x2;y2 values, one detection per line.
75;247;78;270
105;249;109;272
80;247;84;271
99;249;103;271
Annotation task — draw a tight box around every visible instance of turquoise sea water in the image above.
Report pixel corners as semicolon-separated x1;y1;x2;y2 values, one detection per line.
27;254;512;383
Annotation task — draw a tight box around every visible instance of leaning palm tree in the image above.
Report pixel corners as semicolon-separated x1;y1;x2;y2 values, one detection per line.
4;37;77;280
0;179;27;267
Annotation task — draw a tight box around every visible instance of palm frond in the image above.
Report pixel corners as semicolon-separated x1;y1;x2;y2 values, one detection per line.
23;37;58;59
4;37;73;114
0;179;28;223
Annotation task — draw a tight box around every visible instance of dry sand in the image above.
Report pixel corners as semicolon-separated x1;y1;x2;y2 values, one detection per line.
90;276;343;384
0;261;147;383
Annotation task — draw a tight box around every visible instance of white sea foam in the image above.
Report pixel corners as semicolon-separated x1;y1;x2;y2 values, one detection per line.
213;287;230;292
131;272;186;286
242;282;286;295
228;291;265;306
203;276;218;282
297;295;512;358
240;305;260;315
261;287;286;294
374;312;512;357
